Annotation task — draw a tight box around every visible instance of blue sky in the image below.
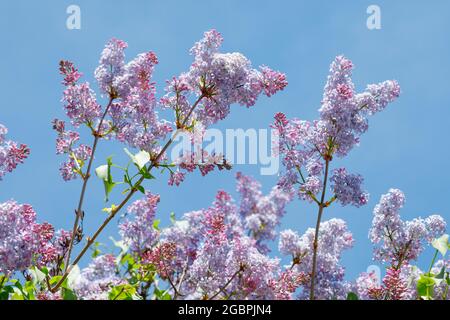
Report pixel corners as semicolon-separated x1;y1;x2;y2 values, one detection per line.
1;0;449;280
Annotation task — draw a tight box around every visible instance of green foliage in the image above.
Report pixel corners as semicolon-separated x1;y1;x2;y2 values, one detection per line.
109;284;138;300
416;234;449;300
154;287;172;300
346;292;358;300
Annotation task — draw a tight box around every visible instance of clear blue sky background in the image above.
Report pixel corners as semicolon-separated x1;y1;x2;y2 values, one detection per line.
1;0;449;280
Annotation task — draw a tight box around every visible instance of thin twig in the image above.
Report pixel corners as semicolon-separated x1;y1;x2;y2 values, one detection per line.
64;97;114;272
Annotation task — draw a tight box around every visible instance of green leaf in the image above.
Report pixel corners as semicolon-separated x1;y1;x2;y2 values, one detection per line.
346;292;358;300
137;185;145;194
435;266;446;280
154;288;172;300
153;219;161;230
109;284;137;300
417;275;436;300
103;180;116;202
139;165;155;180
0;286;14;300
432;234;449;257
63;288;77;300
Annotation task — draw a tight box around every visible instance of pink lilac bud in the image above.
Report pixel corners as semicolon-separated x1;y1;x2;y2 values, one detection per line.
0;123;30;180
59;60;82;86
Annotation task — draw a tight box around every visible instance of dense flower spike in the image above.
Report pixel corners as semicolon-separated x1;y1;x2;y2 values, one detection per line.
60;63;102;128
161;29;287;127
59;60;82;87
356;267;410;300
273;56;399;205
0;201;39;273
94;38;128;96
318;56;400;157
0;123;30;180
330;168;369;207
119;192;160;253
369;189;446;265
174;191;281;300
0;201;61;274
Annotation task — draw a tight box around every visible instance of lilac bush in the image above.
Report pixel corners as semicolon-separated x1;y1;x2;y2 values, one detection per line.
0;33;448;300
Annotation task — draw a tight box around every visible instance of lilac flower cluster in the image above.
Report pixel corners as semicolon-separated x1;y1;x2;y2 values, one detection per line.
55;31;286;186
170;191;281;299
119;192;160;254
278;219;354;299
118;175;297;300
52;119;92;181
60;60;101;128
330;168;369;207
235;172;293;252
0;201;68;275
0;123;30;180
0;201;39;274
5;31;448;301
319;56;400;157
161;30;287;127
73;254;122;300
272;56;399;206
369;189;446;265
354;189;447;300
